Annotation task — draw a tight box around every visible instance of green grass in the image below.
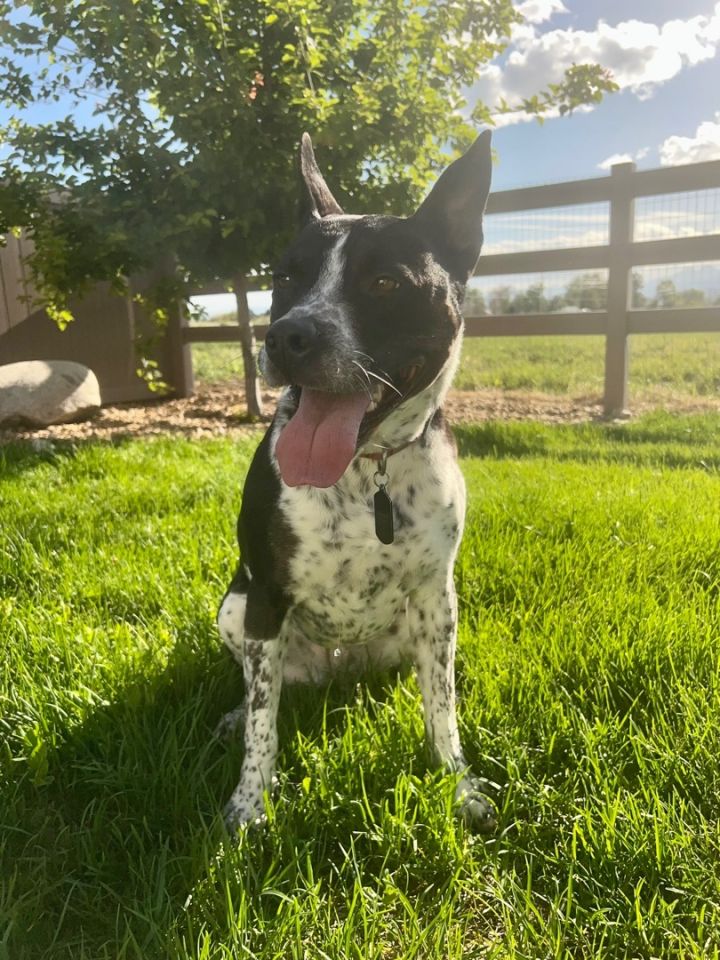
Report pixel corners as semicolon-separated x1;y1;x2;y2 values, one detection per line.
191;332;720;400
2;412;720;958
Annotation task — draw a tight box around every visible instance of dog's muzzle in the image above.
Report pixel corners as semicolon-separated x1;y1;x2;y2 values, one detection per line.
261;310;358;392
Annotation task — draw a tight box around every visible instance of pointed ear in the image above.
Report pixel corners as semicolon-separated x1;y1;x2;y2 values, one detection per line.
410;130;493;281
299;132;344;221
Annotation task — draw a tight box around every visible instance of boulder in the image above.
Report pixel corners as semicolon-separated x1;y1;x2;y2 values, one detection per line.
0;360;101;427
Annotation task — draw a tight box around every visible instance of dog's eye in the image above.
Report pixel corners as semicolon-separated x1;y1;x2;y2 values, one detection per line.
371;275;399;295
273;273;292;289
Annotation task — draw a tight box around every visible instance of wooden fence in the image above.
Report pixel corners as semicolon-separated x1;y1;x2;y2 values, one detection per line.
0;238;187;403
182;158;720;416
0;231;40;336
2;158;719;413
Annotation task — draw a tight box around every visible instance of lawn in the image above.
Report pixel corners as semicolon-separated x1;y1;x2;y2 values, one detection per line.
2;412;720;959
190;331;720;401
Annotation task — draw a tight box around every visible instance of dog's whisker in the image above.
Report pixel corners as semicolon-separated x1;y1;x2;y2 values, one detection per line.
350;358;372;384
362;367;403;398
352;351;399;389
349;365;374;402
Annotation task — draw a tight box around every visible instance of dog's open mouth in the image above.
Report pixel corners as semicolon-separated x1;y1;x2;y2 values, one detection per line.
275;359;425;488
365;359;425;416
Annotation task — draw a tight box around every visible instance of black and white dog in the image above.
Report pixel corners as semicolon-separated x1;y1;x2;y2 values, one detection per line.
217;131;495;832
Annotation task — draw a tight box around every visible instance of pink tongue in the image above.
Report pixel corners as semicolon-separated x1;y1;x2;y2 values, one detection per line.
275;389;371;487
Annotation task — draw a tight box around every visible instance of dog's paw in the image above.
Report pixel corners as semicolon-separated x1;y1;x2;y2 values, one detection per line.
455;776;497;833
213;702;247;742
223;792;267;833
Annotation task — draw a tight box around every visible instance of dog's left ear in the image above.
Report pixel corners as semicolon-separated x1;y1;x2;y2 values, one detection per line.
299;133;344;220
410;130;492;281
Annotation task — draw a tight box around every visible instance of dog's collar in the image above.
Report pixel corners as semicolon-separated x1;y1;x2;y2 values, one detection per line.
357;413;436;544
359;439;415;462
360;431;429;545
359;411;435;463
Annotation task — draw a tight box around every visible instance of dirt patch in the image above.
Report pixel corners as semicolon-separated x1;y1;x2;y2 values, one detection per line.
1;382;718;446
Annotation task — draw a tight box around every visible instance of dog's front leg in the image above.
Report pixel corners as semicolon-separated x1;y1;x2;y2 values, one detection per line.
222;584;287;832
410;581;496;832
223;635;286;830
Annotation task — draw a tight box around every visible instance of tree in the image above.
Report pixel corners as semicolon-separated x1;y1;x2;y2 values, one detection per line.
463;285;487;317
488;285;514;315
654;279;678;309
0;0;618;414
562;271;608;311
506;281;563;314
631;270;646;308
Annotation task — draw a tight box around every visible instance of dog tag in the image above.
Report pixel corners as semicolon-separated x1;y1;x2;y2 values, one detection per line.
374;487;394;544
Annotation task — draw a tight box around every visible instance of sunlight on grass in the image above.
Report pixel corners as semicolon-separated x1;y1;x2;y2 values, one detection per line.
1;414;719;958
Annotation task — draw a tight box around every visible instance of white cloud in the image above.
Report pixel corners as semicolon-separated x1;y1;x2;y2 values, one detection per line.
659;113;720;165
471;2;720;125
515;0;568;26
597;147;648;170
484;228;607;254
598;152;633;169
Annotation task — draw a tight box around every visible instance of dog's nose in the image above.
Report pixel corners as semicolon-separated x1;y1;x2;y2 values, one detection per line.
264;317;319;366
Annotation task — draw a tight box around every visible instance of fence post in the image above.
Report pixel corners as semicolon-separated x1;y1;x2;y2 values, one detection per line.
130;260;194;399
603;161;635;417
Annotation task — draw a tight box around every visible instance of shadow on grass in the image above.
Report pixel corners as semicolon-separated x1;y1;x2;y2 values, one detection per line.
2;627;416;960
3;412;718;481
0;436;141;481
454;417;720;470
0;439;78;479
5;620;710;959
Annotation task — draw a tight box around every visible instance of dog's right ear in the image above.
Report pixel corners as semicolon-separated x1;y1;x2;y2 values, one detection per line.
299;133;344;221
410;130;493;282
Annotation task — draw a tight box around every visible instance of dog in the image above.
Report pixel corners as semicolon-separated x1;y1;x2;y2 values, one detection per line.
216;130;495;832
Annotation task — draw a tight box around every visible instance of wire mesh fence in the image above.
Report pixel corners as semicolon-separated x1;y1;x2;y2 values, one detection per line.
634;189;720;242
483;203;609;255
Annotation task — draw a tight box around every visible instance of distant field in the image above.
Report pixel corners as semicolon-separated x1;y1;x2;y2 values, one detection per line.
190;330;720;402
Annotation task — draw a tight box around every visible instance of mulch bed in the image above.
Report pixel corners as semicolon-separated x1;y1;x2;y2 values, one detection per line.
1;383;718;446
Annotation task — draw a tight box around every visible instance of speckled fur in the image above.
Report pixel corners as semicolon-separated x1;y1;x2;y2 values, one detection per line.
216;132;495;832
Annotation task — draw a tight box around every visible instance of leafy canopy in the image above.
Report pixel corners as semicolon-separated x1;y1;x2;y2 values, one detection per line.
0;0;618;312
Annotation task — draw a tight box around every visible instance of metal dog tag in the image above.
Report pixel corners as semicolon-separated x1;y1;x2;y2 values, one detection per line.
372;451;394;544
373;487;394;544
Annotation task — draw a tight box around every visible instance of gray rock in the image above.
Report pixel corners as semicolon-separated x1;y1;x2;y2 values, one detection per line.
0;360;101;427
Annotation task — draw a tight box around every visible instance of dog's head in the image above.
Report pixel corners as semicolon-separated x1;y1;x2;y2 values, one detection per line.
261;132;492;487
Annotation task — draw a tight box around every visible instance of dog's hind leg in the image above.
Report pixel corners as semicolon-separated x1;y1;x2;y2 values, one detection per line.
219;578;289;831
215;572;250;740
410;581;497;833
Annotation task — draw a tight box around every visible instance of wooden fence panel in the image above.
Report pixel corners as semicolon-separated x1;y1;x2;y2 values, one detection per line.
0;231;41;337
3;159;719;411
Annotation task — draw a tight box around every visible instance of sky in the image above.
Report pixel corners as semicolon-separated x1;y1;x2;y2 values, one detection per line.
2;0;719;316
485;0;720;190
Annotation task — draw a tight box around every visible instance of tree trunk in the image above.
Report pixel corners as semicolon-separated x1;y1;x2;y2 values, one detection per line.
233;272;263;419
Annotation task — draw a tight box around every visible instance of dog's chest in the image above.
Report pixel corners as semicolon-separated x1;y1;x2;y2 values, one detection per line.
279;446;464;646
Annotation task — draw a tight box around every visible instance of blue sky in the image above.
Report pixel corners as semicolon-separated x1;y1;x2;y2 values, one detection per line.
483;0;720;188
